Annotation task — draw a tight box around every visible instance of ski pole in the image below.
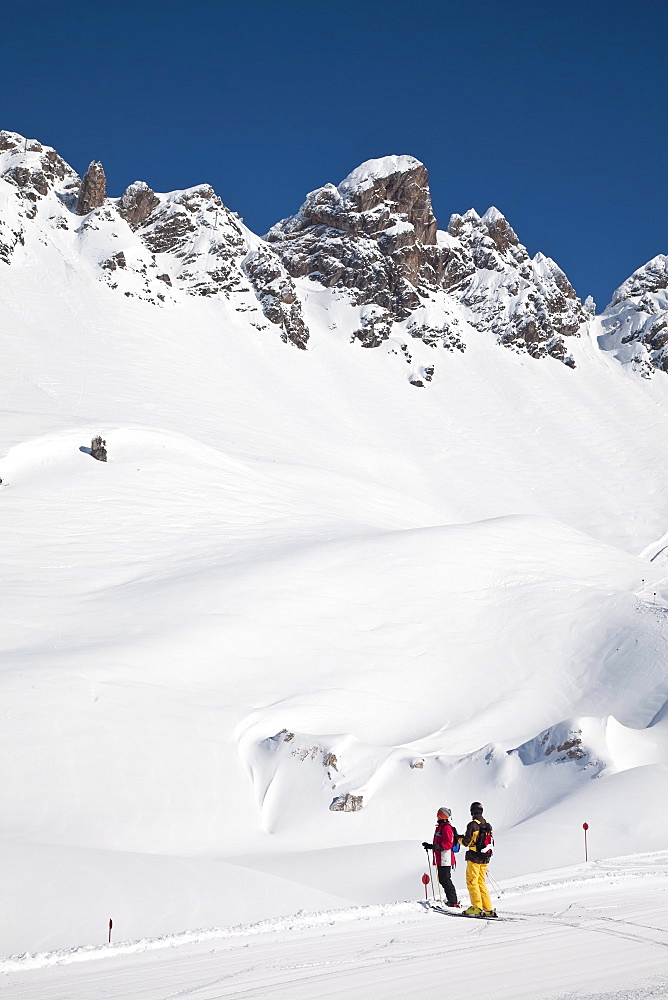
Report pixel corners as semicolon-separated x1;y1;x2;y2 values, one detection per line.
424;845;436;900
431;850;443;905
436;869;443;905
488;874;503;898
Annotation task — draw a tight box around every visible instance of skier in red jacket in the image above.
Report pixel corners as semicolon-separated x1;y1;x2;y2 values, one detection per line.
422;806;460;907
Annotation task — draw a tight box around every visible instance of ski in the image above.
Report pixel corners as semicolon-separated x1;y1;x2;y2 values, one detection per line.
429;904;522;922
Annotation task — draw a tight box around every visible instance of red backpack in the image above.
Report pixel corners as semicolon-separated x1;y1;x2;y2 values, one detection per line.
475;819;494;856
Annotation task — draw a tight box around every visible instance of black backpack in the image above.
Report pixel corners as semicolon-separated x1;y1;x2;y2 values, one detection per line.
475;819;494;856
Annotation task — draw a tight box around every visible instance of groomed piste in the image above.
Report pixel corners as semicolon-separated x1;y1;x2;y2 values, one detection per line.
4;856;668;1000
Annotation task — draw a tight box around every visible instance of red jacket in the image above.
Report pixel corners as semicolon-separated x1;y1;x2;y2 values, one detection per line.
432;819;456;866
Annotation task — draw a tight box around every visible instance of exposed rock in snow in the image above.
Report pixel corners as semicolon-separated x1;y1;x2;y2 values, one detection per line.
443;210;584;365
0;130;662;379
0;130;78;254
598;255;668;375
117;181;160;229
242;245;309;349
0;133;298;345
76;161;107;215
330;793;364;812
265;156;445;346
512;720;604;774
267;159;585;365
136;184;249;297
90;436;107;462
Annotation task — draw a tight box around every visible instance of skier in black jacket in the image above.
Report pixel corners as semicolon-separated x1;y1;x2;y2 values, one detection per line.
458;801;497;917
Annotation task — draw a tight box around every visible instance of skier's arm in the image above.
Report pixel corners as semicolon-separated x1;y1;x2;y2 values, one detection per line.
459;820;476;847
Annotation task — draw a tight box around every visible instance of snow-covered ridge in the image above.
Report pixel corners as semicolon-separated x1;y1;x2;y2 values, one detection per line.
598;254;668;375
2;127;666;379
0;130;308;346
8;127;661;379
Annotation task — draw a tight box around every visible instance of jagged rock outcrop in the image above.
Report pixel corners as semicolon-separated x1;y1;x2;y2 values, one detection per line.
76;161;107;215
242;245;309;349
266;155;446;346
117;181;160;229
135;184;254;298
442;208;585;365
266;156;585;364
599;255;668;375
2;130;654;378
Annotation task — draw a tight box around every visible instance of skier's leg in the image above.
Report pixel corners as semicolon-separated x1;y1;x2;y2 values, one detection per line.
465;861;482;910
479;865;492;911
438;865;458;905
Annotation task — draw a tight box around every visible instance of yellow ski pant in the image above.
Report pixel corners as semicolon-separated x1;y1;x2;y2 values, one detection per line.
465;860;492;911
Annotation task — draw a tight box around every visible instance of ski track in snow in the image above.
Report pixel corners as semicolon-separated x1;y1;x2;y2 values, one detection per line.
6;853;667;973
4;856;668;1000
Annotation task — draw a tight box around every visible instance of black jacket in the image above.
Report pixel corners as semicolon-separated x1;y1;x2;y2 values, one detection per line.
459;816;492;864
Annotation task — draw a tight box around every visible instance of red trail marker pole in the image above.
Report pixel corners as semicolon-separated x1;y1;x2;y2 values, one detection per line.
108;918;113;944
583;822;589;862
422;873;430;900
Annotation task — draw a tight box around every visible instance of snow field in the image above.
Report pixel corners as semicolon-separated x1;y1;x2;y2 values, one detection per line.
4;855;668;1000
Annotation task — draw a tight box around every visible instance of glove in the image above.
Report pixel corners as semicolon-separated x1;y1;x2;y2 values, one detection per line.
422;842;434;850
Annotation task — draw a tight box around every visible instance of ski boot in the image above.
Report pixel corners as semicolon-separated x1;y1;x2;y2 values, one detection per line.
463;906;482;917
446;901;461;908
482;909;498;918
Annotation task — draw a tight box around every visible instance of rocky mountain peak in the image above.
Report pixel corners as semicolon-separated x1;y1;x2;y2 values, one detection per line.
480;206;521;253
265;157;587;365
0;132;79;259
609;254;668;307
599;255;668;375
268;154;436;245
335;154;437;244
0;131;309;347
0;130;44;154
76;161;107;215
441;206;584;365
265;155;446;346
6;131;657;381
446;206;526;270
0;130;78;202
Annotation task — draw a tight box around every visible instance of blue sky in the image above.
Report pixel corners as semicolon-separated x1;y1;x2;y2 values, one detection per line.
3;0;666;306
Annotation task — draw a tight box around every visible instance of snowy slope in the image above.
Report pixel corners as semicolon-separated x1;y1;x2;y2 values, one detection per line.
4;854;668;1000
1;130;667;961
